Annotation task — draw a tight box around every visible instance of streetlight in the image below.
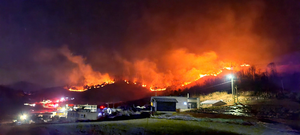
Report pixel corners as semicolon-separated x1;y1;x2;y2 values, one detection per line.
227;74;236;104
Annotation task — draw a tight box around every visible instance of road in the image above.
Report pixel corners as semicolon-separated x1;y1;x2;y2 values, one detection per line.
0;118;299;135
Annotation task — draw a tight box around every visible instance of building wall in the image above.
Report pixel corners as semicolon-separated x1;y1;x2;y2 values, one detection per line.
151;96;200;111
151;96;188;109
67;111;79;122
67;110;98;121
174;97;188;109
77;112;98;120
76;105;97;112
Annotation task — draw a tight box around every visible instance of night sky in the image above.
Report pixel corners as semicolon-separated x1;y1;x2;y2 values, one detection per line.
0;0;299;88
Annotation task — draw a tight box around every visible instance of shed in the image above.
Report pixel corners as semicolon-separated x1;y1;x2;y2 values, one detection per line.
200;100;226;107
151;97;178;112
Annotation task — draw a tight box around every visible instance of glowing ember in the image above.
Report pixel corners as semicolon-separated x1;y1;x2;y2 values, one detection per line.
68;88;87;92
241;64;250;67
224;67;232;70
200;74;207;78
150;87;167;91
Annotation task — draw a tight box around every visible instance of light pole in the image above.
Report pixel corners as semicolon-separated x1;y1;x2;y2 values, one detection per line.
227;74;236;104
231;75;234;103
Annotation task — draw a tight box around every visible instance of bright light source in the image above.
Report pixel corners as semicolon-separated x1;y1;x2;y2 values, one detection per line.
184;102;187;105
20;114;27;120
61;107;66;112
227;74;234;79
200;74;207;78
224;67;232;70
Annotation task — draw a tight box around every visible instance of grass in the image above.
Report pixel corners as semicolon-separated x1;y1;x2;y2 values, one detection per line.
1;118;286;135
182;111;257;121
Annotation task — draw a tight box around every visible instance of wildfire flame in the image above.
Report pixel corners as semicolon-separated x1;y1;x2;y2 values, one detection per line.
61;47;250;92
150;87;167;91
66;63;250;92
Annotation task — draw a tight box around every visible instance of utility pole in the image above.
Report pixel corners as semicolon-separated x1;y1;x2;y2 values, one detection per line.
231;64;235;104
231;74;235;103
235;86;238;103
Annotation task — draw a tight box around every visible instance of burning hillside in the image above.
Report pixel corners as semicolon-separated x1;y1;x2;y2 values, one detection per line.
54;1;268;92
21;0;299;93
61;47;250;92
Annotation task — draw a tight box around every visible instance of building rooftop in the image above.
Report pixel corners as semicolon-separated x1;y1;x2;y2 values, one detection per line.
201;100;224;104
152;98;178;103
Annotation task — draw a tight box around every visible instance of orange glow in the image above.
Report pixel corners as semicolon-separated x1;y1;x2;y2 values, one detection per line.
68;88;87;92
62;46;250;92
241;64;250;67
66;63;250;92
224;67;232;70
200;74;207;78
150;87;167;91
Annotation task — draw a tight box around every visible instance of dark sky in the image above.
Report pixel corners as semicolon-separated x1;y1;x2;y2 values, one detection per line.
0;0;299;88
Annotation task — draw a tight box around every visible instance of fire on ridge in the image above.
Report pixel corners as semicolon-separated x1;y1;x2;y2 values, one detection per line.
66;63;250;92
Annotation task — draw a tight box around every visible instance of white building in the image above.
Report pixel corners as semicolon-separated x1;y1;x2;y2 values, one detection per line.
151;94;200;112
75;104;97;112
67;109;98;121
67;104;99;121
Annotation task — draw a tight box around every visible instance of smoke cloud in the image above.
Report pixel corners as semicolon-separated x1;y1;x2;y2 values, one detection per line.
6;0;298;89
